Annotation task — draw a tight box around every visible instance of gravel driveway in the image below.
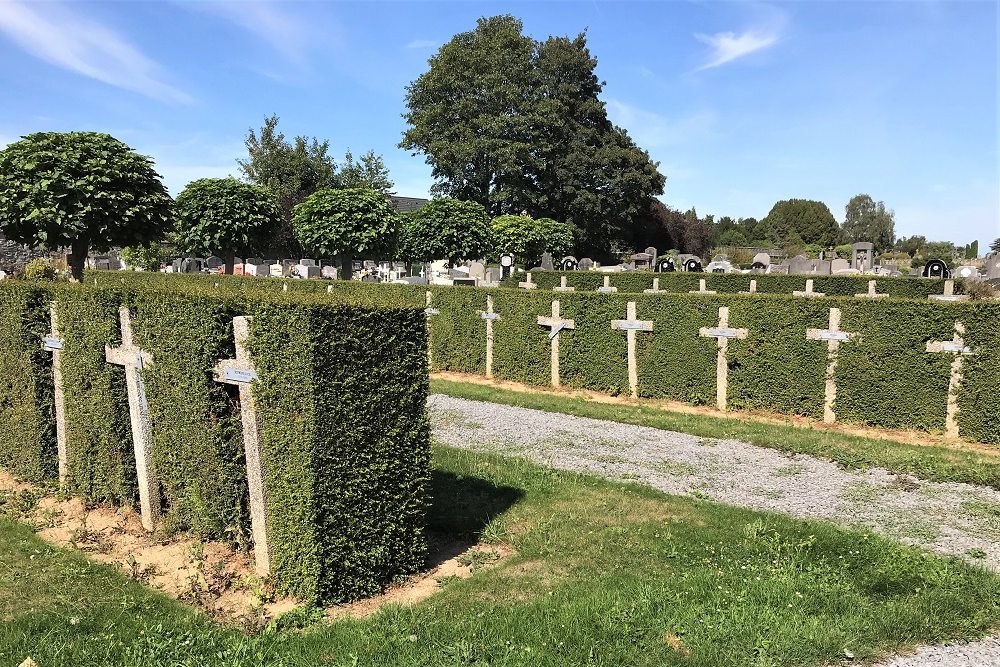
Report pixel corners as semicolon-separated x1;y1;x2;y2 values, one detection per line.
429;394;1000;667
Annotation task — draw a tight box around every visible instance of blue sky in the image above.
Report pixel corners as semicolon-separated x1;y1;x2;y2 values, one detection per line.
0;1;996;248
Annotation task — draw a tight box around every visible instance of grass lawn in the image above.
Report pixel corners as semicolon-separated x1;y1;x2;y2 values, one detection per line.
432;378;1000;491
2;446;999;667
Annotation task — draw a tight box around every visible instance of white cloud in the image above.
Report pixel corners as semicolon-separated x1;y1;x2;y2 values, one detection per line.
184;1;323;66
0;1;192;104
694;19;784;71
406;39;437;50
606;99;717;149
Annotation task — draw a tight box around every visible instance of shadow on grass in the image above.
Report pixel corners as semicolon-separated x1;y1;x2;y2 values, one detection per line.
424;469;523;568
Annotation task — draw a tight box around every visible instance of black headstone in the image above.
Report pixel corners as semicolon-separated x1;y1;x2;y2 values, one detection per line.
923;259;950;279
684;258;703;273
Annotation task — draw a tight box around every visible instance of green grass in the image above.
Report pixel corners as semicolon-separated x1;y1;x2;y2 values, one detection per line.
433;378;1000;490
2;446;999;666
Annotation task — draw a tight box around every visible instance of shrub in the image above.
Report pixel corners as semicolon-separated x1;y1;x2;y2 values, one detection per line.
21;258;59;281
398;198;491;264
120;244;166;272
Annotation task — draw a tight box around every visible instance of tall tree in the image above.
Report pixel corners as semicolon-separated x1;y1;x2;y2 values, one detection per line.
0;132;172;281
760;199;841;248
401;16;664;260
842;194;896;251
991;238;1000;253
336;150;394;194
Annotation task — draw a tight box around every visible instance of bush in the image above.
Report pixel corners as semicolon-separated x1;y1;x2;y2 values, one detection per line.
398;198;491;263
120;244;166;272
20;258;59;281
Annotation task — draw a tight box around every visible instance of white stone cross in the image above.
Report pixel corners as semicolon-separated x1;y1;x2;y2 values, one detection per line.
596;276;618;294
925;321;975;438
212;316;271;574
611;301;654;398
855;280;888;299
806;308;858;424
740;279;758;295
553;276;575;292
793;279;825;298
929;280;968;302
643;278;664;294
689;279;717;295
105;306;159;531
476;295;501;379
424;290;440;367
537;300;575;388
518;272;538;290
699;306;748;411
41;304;68;485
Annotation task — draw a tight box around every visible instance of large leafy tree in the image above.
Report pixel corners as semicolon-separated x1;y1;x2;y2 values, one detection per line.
401;16;664;260
174;178;283;273
0;131;172;281
842;194;896;251
336;150;394;194
491;214;574;266
398;198;491;264
760;199;841;248
292;188;399;279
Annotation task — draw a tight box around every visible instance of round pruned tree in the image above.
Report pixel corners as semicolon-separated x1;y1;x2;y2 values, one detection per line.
292;187;399;279
536;217;575;259
0;132;173;281
398;198;490;265
174;178;283;273
491;214;575;267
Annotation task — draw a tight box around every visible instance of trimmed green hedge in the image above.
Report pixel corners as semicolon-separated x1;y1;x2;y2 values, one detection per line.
499;270;961;298
0;280;430;603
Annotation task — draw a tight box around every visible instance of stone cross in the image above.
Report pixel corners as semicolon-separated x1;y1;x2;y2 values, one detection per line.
925;321;975;438
424;290;440;367
689;279;717;295
643;278;664;294
105;306;158;531
806;308;858;424
597;276;618;294
537;300;575;388
477;295;501;379
518;272;538;290
855;280;888;299
929;280;968;302
699;306;748;411
740;280;758;295
212;316;271;574
553;276;575;292
41;304;68;485
793;279;825;298
611;301;654;398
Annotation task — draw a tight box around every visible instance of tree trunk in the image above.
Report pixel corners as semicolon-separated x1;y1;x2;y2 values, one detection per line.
340;254;352;281
224;250;236;276
69;238;89;283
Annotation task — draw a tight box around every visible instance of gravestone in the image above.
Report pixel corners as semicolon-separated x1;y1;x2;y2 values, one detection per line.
42;305;68;485
954;265;980;280
683;258;703;273
297;264;321;279
578;258;594;271
656;256;676;272
500;254;515;279
793;279;825;298
751;252;771;267
925;321;975;438
631;252;652;270
985;253;1000;281
699;307;749;411
453;278;476;286
852;242;875;272
553;276;575;292
321;265;338;279
468;261;487;282
206;256;225;273
855;280;888;299
424;291;440;366
923;259;950;279
484;267;503;284
706;259;733;273
518;272;538;290
787;255;814;275
689;279;716;295
806;308;858;423
644;278;664;294
299;258;317;267
596;276;618;294
269;263;285;278
611;301;653;398
929;279;968;302
561;256;579;271
477;295;502;379
830;258;850;273
645;247;658;267
537;300;575;388
180;257;201;273
540;252;555;271
171;258;183;273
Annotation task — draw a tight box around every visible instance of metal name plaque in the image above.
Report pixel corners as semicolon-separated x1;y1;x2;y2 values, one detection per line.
424;307;440;316
704;327;742;338
941;342;973;354
481;313;500;320
618;321;650;331
818;331;852;342
223;367;259;384
42;336;64;350
549;322;566;339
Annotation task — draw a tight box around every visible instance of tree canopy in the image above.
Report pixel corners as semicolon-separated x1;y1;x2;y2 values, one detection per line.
491;214;574;266
398;198;491;264
174;178;283;272
0;131;173;280
292;188;399;278
842;194;895;251
401;15;664;260
760;199;841;248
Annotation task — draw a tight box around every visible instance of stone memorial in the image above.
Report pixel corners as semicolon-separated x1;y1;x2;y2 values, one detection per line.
806;308;858;423
631;252;652;270
855;280;888;299
537;300;575;388
553;276;575;292
683;257;702;273
540;252;555;271
689;279;717;295
923;259;950;279
477;295;502;379
929;279;968;302
597;276;618;294
611;301;653;398
41;305;68;485
793;279;825;298
424;291;440;366
468;261;487;282
518;272;538;290
561;256;579;271
578;258;595;271
699;306;749;411
925;321;975;438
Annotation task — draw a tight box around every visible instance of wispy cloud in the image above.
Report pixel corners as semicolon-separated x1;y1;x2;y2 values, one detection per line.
406;39;437;50
0;1;192;104
606;99;717;149
184;1;323;66
694;9;786;72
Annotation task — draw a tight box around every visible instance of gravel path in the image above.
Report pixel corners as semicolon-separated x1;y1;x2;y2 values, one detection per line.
429;394;1000;667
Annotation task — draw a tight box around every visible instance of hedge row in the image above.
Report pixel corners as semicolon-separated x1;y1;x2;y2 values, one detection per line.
498;270;961;298
0;280;430;602
84;272;1000;443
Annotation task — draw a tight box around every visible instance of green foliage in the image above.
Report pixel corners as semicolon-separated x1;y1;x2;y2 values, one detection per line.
336;149;394;194
536;217;575;258
834;243;854;258
398;198;491;263
491;214;574;266
292;188;399;264
21;258;59;281
119;244;166;272
991;238;1000;253
401;15;664;257
963;240;979;260
0;132;173;280
761;199;841;247
174;178;283;268
843;194;896;252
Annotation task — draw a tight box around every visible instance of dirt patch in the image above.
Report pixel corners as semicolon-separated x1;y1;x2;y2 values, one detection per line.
433;371;1000;455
